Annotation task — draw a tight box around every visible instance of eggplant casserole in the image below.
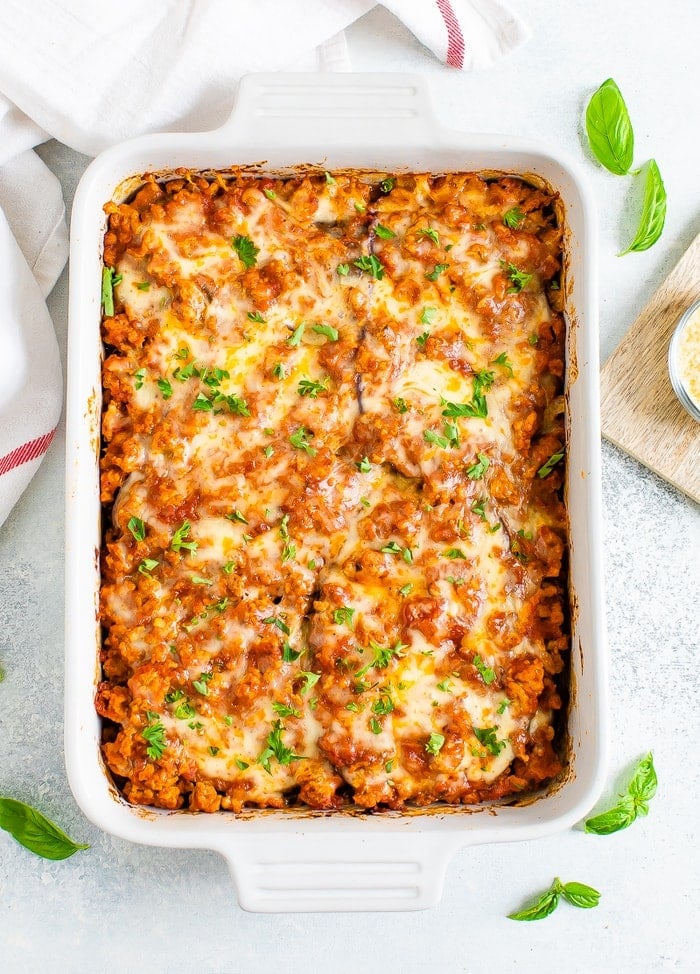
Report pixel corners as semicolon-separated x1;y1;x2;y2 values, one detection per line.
96;170;568;813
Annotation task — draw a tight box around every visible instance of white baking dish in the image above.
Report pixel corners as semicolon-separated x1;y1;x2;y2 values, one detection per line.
65;73;607;913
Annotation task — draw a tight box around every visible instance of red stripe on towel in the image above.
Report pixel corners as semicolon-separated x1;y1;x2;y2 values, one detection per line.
436;0;465;68
0;429;56;476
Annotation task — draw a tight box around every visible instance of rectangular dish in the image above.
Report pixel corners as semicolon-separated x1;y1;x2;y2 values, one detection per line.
66;73;607;912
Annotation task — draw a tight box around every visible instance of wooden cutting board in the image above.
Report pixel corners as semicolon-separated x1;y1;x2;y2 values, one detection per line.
600;232;700;503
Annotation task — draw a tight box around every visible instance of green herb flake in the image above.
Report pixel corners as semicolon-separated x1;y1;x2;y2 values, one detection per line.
231;234;259;269
333;606;356;627
137;558;159;576
101;266;122;316
425;732;445;756
416;331;431;348
357;456;372;473
263;615;291;637
133;368;146;390
353;255;385;280
502;261;533;294
369;717;383;735
444;548;466;560
375;223;396;239
174;701;196;720
287;322;306;347
248;311;266;323
528;333;539;346
425;263;449;282
393;397;410;414
379;177;395;193
417;227;440;245
312;323;339;341
336;263;350;276
537;450;564;478
298;377;330;399
157;377;173;400
491;352;514;376
226;510;248;524
473;653;496;685
127;516;146;542
420;307;437;326
142;711;167;760
272;702;301;719
473;726;505;756
466;453;490;480
282;642;302;663
299;671;321;695
503;207;526;230
272;362;286;380
263;188;277;201
289;426;317;456
171;520;198;554
258;720;305;774
136;281;151;291
398;583;414;597
193;673;213;696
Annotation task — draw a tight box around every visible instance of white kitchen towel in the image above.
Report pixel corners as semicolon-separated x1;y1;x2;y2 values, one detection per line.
0;0;529;528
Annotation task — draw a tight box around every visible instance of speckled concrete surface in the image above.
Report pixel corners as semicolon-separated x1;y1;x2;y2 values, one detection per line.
1;3;698;972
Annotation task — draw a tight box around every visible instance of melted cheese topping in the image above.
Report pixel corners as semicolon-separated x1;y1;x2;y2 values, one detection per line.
98;171;569;813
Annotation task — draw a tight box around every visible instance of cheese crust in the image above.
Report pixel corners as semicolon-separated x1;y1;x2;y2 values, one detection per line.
97;170;568;813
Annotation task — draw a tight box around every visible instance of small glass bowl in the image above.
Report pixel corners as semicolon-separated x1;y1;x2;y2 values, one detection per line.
668;297;700;423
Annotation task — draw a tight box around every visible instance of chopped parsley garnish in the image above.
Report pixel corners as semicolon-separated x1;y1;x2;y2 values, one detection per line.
272;702;301;719
473;654;496;685
471;497;488;521
393;397;410;414
286;322;306;347
101;266;122;316
258;720;304;774
379;177;395;193
157;377;173;400
502;261;533;293
369;717;383;735
353;255;385;280
222;561;236;574
357;456;371;473
174;701;196;720
354;202;366;213
173;361;199;382
312;323;339;341
165;689;185;704
136;281;150;291
299;671;320;695
537;450;564;478
235;758;250;770
424;422;459;450
137;558;159;576
473;726;506;756
503;207;526;229
385;759;395;773
231;234;259;269
263;445;274;458
425;732;445;756
425;262;449;281
289;426;316;456
437;680;453;693
375;224;396;239
190;574;212;586
444;548;466;560
298;377;329;398
333;606;356;627
263;616;291;637
171;521;197;554
417;227;440;245
491;352;514;376
529;333;539;346
416;331;431;348
127;516;146;542
282;642;302;662
398;583;413;597
133;368;146;390
248;311;266;323
497;698;511;715
142;711;166;760
272;362;285;379
226;510;248;524
441;370;495;420
346;702;361;713
208;746;220;757
324;171;335;184
337;263;350;276
281;543;296;563
263;187;277;200
356;640;407;677
420;307;437;326
466;453;490;480
372;694;394;716
174;346;190;360
192;673;213;696
192;392;213;411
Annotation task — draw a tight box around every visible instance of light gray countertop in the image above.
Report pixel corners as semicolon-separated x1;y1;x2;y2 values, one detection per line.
1;3;698;972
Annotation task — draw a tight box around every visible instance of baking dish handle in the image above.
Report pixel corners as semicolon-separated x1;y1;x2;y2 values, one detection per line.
217;832;461;913
218;73;441;149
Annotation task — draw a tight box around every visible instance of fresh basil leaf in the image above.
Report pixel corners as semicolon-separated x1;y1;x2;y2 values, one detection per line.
628;751;657;804
0;797;89;861
584;795;637;834
508;884;560;921
561;882;601;910
620;159;667;255
585;78;635;176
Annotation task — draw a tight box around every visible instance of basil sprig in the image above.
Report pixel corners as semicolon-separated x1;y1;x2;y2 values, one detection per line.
508;877;600;921
583;79;667;255
585;78;635;176
0;797;89;860
620;161;667;255
585;752;657;835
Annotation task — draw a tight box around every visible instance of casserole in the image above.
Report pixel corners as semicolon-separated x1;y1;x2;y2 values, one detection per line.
65;73;607;912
